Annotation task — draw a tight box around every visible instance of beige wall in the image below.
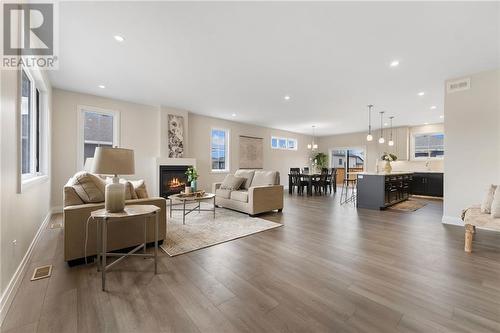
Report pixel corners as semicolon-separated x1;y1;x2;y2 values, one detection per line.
188;113;312;191
51;89;160;208
318;124;444;173
443;69;500;224
0;69;52;300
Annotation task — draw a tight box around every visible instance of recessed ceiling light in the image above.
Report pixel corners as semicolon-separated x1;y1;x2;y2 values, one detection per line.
384;123;388;126
231;113;236;117
430;105;437;110
114;35;125;42
284;95;291;101
98;84;106;89
418;91;425;96
440;115;444;119
424;122;429;125
390;60;400;67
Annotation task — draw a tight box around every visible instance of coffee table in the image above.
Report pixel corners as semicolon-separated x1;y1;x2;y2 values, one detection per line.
167;193;216;224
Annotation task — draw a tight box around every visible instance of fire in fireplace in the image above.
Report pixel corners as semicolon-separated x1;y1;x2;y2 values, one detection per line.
159;165;191;198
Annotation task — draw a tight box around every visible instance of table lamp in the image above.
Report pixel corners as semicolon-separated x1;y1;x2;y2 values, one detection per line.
83;157;94;172
92;147;135;212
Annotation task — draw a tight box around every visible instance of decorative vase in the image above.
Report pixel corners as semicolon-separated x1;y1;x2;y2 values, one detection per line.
191;180;197;192
384;161;392;173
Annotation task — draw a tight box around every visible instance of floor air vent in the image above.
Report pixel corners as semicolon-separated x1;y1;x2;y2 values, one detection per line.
31;265;52;281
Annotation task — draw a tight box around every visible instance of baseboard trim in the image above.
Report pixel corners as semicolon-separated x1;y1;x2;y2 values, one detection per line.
0;211;52;326
442;215;464;226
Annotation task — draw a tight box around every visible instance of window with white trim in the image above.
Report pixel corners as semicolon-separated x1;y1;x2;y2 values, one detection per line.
271;136;297;150
20;68;43;179
78;107;120;168
412;133;444;159
211;128;229;172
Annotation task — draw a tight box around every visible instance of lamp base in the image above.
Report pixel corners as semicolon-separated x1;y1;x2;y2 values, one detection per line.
105;176;125;213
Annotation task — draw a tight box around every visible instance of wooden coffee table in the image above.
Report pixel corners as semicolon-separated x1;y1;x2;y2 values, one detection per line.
167;193;216;224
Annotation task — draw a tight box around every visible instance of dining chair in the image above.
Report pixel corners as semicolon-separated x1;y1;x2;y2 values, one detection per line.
290;168;307;195
313;168;330;195
327;168;338;193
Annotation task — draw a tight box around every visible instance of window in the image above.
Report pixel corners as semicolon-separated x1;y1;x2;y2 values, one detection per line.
271;136;298;150
78;106;120;168
412;133;444;159
21;69;43;179
211;128;229;172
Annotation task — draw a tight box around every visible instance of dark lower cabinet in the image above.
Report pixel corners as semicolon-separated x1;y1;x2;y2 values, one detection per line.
411;173;443;197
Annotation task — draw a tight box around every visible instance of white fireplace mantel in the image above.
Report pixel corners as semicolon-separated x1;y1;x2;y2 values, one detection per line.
156;157;196;168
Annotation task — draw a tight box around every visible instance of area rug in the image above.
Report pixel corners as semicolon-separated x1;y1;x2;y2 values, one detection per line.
161;204;283;256
388;198;427;212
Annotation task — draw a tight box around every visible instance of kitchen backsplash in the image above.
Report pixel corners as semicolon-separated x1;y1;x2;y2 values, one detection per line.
377;159;444;173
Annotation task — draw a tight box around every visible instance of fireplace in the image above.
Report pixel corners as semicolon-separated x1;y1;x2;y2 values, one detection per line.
159;165;190;198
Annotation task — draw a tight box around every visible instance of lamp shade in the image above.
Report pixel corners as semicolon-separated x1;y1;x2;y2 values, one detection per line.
92;147;135;175
83;157;94;172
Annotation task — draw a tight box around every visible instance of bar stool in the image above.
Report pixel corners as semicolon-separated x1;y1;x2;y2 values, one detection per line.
340;174;357;205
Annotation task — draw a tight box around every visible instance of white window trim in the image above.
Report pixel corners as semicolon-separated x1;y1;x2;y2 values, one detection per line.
271;136;298;151
19;66;50;193
77;105;120;170
210;127;230;173
410;132;444;161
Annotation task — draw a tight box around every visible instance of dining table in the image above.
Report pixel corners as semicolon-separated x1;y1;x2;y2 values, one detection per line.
288;172;321;196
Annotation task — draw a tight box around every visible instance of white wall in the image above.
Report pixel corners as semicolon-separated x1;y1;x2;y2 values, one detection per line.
188;113;312;191
318;124;444;173
443;69;500;224
0;69;52;305
51;89;160;208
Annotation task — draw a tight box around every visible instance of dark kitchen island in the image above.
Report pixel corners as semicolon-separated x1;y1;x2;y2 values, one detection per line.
356;172;413;210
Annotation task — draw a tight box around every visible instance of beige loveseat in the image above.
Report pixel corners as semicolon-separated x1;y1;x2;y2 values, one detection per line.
212;170;283;216
63;172;166;264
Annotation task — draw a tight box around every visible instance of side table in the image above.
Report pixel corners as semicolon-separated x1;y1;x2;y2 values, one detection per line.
91;204;160;291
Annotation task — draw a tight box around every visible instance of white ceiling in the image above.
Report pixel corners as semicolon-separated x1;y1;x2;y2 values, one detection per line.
49;1;499;136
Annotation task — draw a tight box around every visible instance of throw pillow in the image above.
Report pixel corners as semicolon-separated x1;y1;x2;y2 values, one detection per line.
480;184;497;213
220;175;245;190
72;172;106;203
234;170;255;190
491;186;500;218
130;180;149;199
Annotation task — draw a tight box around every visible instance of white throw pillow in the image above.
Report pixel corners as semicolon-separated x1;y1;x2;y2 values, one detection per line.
481;184;497;214
491;186;500;218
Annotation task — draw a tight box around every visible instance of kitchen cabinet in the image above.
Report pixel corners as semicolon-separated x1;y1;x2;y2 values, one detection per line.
357;172;413;210
411;172;443;197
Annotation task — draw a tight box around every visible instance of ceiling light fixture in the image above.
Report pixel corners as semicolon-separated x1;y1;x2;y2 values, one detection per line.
424;122;429;125
98;85;106;89
430;105;437;110
418;91;425;96
307;125;318;150
378;111;385;144
440;115;444;119
114;35;125;42
388;116;395;146
231;113;236;117
390;60;400;67
366;104;373;142
284;95;291;101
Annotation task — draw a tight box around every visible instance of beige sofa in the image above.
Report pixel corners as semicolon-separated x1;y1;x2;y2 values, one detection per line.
63;173;166;264
212;170;283;216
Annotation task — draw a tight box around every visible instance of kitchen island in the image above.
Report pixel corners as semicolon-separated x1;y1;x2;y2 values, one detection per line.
356;172;413;210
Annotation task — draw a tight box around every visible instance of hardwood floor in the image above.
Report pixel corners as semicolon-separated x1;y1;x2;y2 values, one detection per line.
2;194;500;333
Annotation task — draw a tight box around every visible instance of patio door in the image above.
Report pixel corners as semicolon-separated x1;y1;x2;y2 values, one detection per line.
330;148;365;184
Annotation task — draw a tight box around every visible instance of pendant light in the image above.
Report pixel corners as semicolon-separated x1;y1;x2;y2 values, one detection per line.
366;104;373;141
388;116;395;146
307;125;318;150
378;111;385;144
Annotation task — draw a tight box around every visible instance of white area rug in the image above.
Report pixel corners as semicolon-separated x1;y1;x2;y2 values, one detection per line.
161;204;282;256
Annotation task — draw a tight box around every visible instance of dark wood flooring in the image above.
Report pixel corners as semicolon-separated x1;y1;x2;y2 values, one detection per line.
2;193;500;333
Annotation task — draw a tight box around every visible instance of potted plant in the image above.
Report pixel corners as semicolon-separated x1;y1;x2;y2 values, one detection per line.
313;152;328;171
185;166;199;192
381;152;397;173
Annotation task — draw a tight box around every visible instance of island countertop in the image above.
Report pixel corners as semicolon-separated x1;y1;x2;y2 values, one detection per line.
357;171;414;176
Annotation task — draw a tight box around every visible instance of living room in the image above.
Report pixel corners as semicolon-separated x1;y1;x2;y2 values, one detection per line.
1;2;500;332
